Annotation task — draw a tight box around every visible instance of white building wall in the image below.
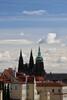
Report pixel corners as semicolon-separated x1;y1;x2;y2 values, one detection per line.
0;90;3;100
62;86;67;100
21;84;27;100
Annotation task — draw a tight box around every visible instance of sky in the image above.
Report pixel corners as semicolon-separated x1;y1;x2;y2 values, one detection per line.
0;0;67;36
0;0;67;16
0;0;67;29
0;0;67;73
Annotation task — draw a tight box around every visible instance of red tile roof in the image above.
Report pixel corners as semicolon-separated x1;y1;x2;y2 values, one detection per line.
36;81;66;87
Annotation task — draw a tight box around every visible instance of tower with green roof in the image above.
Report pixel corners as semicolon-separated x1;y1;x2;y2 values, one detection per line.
35;47;45;76
36;47;43;63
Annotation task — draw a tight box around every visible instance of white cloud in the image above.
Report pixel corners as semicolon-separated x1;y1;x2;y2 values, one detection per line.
61;43;66;47
0;50;27;63
0;39;33;45
60;56;67;62
47;33;60;44
56;56;67;64
22;52;26;58
37;37;45;44
0;51;11;61
0;45;67;73
22;10;47;16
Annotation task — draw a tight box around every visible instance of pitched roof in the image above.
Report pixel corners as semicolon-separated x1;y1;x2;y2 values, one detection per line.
36;81;66;87
46;73;67;82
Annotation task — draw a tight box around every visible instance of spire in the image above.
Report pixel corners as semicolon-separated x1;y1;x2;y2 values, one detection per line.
30;49;33;60
29;49;34;75
35;47;45;76
36;46;43;62
29;49;34;66
38;46;41;57
20;49;22;58
19;49;23;63
18;49;24;73
31;49;33;57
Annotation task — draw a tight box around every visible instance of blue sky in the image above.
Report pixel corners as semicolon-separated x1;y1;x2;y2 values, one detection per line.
0;0;67;38
0;0;67;16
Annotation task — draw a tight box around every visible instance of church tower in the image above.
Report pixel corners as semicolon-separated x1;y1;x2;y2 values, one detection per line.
29;50;34;75
35;47;45;76
18;50;24;73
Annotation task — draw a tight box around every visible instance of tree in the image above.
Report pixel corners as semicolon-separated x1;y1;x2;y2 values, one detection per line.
6;84;10;100
3;84;7;100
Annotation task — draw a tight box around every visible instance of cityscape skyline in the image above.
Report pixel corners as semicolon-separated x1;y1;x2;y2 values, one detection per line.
0;0;67;73
0;1;67;100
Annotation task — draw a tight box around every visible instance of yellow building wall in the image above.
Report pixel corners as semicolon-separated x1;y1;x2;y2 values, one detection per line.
26;84;34;100
46;87;62;100
10;83;22;100
37;86;63;100
36;86;47;100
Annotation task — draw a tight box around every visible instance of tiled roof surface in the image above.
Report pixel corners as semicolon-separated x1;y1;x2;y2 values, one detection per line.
36;81;66;87
46;73;67;82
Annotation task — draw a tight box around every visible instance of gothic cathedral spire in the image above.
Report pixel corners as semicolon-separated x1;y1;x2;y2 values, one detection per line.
35;47;45;76
18;50;24;73
38;46;41;57
29;50;34;75
36;46;43;62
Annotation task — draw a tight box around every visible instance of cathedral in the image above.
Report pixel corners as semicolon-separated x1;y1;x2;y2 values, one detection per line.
18;47;45;76
18;47;67;83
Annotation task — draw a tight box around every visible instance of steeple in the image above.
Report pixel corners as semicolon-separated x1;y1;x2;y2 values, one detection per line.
20;49;22;58
19;50;23;62
38;46;41;57
35;47;45;76
36;47;43;62
29;50;34;75
18;50;24;73
29;50;34;63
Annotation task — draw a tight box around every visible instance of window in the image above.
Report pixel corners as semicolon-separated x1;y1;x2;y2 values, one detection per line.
15;85;18;90
11;87;12;90
58;89;61;93
26;84;29;90
10;85;12;90
52;89;54;93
